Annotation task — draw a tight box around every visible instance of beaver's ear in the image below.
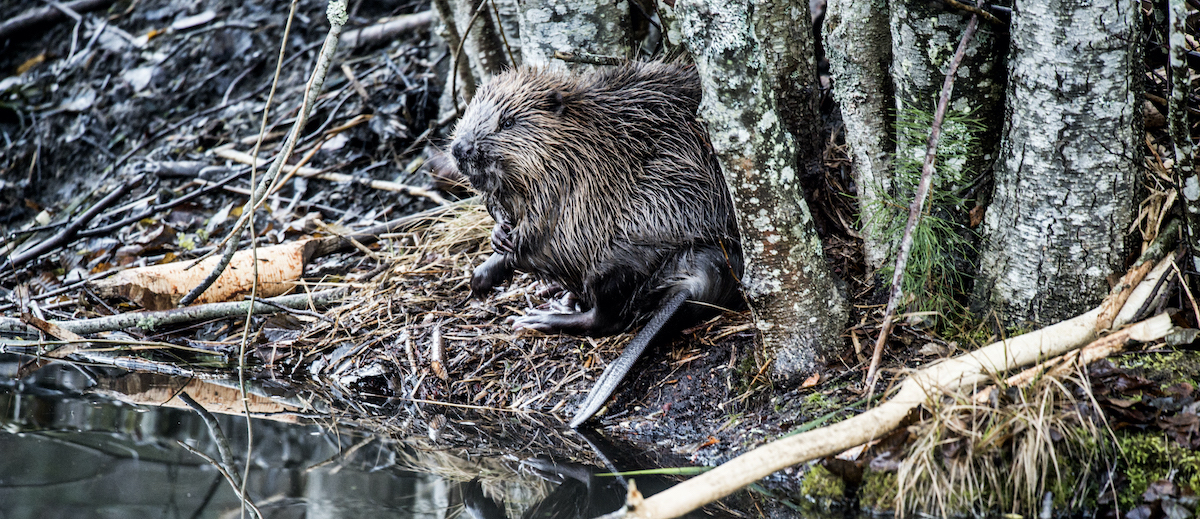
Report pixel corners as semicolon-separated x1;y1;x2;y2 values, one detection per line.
546;90;566;116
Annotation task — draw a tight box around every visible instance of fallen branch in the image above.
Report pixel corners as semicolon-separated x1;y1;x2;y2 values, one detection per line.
0;0;114;41
1;288;346;338
5;174;145;271
212;146;449;205
623;257;1176;519
341;10;437;49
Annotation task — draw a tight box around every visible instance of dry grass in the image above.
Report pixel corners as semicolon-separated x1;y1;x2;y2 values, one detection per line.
250;200;754;458
894;363;1114;517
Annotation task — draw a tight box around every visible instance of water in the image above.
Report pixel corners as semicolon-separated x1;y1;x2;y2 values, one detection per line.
0;360;462;518
0;356;660;519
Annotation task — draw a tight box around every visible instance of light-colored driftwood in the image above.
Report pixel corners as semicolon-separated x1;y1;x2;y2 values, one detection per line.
622;256;1177;519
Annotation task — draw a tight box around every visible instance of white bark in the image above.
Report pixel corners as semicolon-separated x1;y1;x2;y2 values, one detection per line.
453;0;511;80
679;0;847;379
974;0;1141;325
824;0;894;268
1169;0;1198;273
890;0;1004;187
516;0;631;69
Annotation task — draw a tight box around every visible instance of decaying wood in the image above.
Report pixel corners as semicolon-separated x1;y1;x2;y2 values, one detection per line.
180;2;348;306
90;239;313;310
624;258;1177;519
81;199;466;313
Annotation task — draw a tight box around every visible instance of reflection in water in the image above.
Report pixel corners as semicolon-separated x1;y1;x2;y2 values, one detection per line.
0;356;478;519
1;355;738;519
0;360;453;518
462;458;625;519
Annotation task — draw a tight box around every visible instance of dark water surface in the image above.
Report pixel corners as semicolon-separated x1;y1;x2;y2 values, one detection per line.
0;363;459;518
0;354;827;519
0;352;723;519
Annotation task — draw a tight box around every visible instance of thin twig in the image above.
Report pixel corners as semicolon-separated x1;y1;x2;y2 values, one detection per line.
177;392;242;487
0;288;347;339
450;0;493;112
488;0;516;67
940;0;1003;25
177;441;263;519
431;0;477;102
180;1;348;306
865;14;981;392
4;175;145;271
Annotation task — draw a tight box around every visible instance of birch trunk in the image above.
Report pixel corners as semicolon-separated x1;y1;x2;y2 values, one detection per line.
823;0;894;269
973;0;1141;326
517;0;631;70
679;0;847;379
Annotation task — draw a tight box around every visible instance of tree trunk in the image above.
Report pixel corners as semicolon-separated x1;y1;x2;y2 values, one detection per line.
679;0;847;380
973;0;1141;326
889;1;1005;204
824;0;894;269
517;0;632;70
453;0;511;80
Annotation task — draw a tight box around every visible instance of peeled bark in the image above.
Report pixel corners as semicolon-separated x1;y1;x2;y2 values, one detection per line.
973;0;1140;326
679;0;847;380
516;0;632;70
823;0;894;269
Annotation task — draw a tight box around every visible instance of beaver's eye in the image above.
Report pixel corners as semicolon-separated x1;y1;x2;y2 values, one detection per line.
500;118;515;130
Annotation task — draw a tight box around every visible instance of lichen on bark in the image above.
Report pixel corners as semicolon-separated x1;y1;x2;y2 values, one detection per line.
972;0;1141;326
679;0;846;380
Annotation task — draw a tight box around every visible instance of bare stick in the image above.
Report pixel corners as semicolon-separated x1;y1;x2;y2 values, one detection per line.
180;1;348;306
0;288;346;338
626;261;1175;519
449;0;493;111
432;0;477;102
177;441;262;519
0;0;113;40
865;14;980;391
177;392;242;488
340;10;436;49
212;147;449;205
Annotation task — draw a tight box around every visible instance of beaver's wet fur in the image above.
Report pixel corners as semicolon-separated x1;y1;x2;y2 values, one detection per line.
449;62;745;426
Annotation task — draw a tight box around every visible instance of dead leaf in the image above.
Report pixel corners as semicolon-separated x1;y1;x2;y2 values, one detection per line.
801;372;821;388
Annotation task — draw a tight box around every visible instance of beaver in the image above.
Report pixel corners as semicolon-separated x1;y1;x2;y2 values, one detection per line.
449;62;744;427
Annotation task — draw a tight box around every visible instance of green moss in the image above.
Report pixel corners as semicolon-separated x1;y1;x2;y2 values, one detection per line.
1115;351;1200;390
803;392;829;407
858;469;897;513
799;464;846;500
1115;431;1200;511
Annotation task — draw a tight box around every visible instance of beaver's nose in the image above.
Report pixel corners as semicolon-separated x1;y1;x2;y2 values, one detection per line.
451;138;473;165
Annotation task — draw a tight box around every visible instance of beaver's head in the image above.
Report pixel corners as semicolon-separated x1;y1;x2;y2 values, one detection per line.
448;68;580;199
